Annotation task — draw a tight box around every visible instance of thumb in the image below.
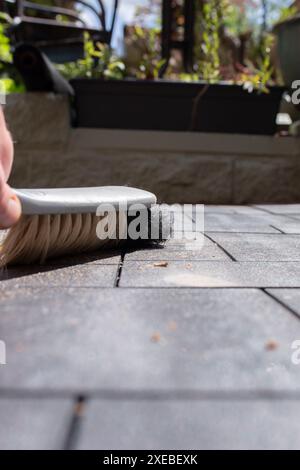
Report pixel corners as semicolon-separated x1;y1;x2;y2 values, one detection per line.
0;172;21;229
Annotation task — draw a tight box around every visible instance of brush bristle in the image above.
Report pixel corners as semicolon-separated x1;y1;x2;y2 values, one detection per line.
0;206;170;266
0;213;126;267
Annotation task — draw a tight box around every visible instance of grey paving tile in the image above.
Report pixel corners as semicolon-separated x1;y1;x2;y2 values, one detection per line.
203;213;282;233
124;236;228;261
255;204;300;215
266;289;300;317
120;261;300;287
77;399;300;450
0;398;73;450
289;215;300;222
204;205;265;215
209;233;300;261
164;233;205;245
271;221;300;234
0;264;118;288
0;288;299;391
125;249;223;262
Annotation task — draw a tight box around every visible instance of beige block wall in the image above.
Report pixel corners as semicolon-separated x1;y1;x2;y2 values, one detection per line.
4;93;300;204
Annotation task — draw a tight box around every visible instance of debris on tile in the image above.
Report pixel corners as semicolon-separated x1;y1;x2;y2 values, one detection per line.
265;339;279;351
68;318;80;326
168;321;177;332
150;332;161;343
15;343;25;353
74;400;86;417
153;261;168;268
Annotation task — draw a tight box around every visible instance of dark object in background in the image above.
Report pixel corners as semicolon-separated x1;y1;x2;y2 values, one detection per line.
71;79;284;136
13;44;74;95
273;15;300;87
161;0;195;75
2;0;119;64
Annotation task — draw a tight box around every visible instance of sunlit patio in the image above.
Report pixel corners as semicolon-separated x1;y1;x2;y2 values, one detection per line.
1;0;300;452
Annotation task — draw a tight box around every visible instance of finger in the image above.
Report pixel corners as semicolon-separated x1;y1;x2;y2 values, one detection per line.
0;109;14;181
0;130;14;181
0;177;21;229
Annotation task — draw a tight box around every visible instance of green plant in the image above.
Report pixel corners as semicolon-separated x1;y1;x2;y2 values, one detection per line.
223;1;250;36
57;33;126;80
131;26;165;80
197;0;222;82
0;15;24;93
277;5;298;22
179;73;199;82
192;0;275;91
0;18;12;63
238;33;274;92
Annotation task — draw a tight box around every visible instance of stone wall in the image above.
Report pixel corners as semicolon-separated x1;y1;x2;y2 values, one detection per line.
4;93;300;203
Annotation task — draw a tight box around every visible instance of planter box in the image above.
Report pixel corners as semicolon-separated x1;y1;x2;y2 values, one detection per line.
70;79;284;135
274;15;300;87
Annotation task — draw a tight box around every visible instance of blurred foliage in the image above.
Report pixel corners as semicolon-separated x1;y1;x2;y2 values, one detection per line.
127;0;277;90
0;14;24;94
0;26;11;62
223;1;251;35
57;33;126;80
1;0;296;91
239;33;274;93
128;26;165;79
192;0;275;90
277;5;298;22
197;0;222;82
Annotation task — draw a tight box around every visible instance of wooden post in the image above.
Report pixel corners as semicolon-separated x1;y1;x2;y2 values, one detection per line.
161;0;172;65
183;0;195;72
161;0;195;74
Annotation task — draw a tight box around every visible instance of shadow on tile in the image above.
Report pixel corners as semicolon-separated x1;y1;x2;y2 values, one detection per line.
0;250;122;282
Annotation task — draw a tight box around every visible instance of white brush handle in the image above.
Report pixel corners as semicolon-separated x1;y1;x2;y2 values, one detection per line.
14;186;157;215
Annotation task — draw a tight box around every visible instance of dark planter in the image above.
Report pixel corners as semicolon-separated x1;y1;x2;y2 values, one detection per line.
274;15;300;87
70;79;284;135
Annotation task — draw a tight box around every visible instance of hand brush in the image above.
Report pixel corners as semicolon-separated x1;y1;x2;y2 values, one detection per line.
0;186;166;267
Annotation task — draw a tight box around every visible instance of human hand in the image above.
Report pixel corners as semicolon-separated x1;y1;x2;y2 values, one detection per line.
0;108;21;229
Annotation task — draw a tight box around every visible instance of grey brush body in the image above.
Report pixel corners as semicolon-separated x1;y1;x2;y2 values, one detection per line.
0;187;168;266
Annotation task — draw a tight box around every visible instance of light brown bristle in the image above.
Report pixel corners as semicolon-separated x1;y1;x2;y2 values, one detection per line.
0;212;127;267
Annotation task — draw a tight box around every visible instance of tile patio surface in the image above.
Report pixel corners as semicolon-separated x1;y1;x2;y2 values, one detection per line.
1;204;300;449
